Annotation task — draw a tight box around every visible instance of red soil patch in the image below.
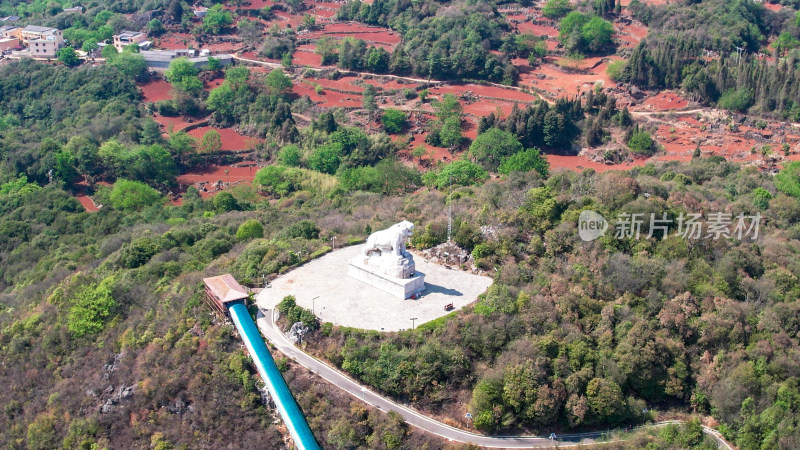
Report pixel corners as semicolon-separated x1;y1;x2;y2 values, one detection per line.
75;195;99;212
547;155;644;173
153;114;196;132
519;61;617;97
204;76;226;92
307;23;401;45
314;76;365;93
763;2;782;11
187;127;258;151
636;91;689;111
462;99;521;118
293;82;363;108
430;83;539;103
175;165;260;201
139;79;173;103
515;21;560;37
361;78;417;91
293;49;323;66
621;23;648;40
238;0;275;9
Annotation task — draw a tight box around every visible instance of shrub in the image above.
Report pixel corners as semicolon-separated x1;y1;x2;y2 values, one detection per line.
67;278;116;338
109;179;162;211
775;161;800;197
498;147;549;177
277;144;302;167
236;219;264;240
381;109;407;134
469;128;523;171
426;160;489;189
718;88;753;113
284;220;320;239
627;128;655;155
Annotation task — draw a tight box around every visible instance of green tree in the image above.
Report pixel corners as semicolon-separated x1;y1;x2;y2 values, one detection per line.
225;66;251;88
429;160;488;189
82;38;98;53
718;88;753;113
308;143;343;174
469;128;524;171
58;47;80;67
581;16;614;52
543;0;572;19
201;129;223;153
109;51;147;79
277;144;302;166
585;378;625;424
203;4;233;34
498;148;549;177
439;116;463;148
775;161;800;197
165;58;203;94
627;127;655;155
206;81;236;121
147;18;165;36
101;44;118;60
254;165;300;197
67;277;116;338
213;191;239;212
109;179;162;211
381;109;407;134
265;69;293;96
237;219;264;240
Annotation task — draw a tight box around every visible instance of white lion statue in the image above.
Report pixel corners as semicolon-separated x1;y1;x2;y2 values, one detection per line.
363;220;414;258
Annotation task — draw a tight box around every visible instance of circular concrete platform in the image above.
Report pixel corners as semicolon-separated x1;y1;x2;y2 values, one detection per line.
255;245;493;332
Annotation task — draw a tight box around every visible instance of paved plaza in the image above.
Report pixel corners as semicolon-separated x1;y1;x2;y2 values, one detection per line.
255;244;493;331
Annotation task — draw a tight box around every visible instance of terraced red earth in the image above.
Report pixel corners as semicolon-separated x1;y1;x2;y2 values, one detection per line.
187;127;257;151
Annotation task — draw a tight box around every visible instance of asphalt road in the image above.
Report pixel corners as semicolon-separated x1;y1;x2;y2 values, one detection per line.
256;309;733;449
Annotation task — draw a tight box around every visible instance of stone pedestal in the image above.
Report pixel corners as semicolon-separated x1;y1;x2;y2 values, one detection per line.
348;259;425;299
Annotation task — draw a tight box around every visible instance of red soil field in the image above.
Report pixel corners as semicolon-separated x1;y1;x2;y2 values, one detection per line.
518;60;618;97
515;22;560;37
462;99;521;118
635;91;689;111
361;78;417;91
621;23;648;40
763;2;782;11
307;23;401;45
204;76;226;92
430;83;539;103
75;195;99;212
174;165;260;202
547;155;644;173
187;127;258;150
238;0;275;9
153;113;196;132
293;82;363;108
293;49;323;66
310;8;337;18
313;76;365;92
139;79;173;103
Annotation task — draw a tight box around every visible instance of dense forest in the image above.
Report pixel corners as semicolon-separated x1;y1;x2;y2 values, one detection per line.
621;0;800;119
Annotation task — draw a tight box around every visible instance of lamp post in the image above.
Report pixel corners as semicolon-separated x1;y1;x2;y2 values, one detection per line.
410;317;418;330
312;296;319;315
331;236;337;250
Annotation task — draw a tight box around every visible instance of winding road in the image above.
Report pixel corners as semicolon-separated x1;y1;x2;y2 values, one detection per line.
255;309;734;449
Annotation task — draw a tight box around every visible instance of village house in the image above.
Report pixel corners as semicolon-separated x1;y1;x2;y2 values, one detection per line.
112;30;147;52
20;25;63;58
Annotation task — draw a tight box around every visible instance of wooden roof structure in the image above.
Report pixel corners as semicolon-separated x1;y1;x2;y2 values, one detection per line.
203;274;249;315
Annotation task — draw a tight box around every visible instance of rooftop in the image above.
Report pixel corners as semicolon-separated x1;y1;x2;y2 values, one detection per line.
116;30;145;39
22;25;58;34
203;274;249;304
